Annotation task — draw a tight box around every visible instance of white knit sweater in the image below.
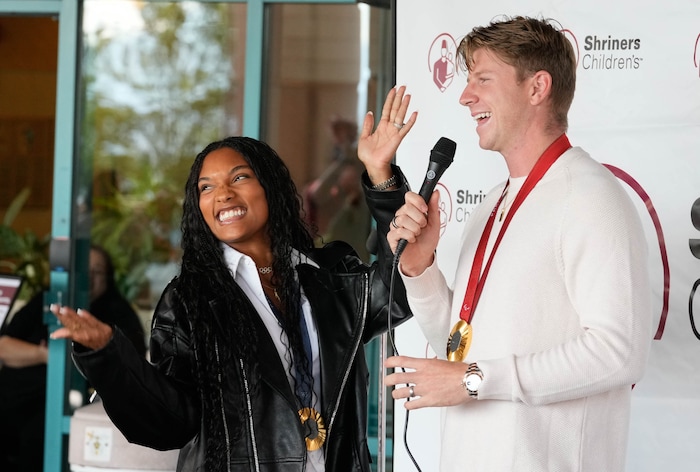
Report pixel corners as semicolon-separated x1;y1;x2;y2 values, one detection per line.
402;147;652;471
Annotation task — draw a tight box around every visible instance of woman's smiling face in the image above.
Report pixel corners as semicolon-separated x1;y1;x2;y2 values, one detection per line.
198;147;270;252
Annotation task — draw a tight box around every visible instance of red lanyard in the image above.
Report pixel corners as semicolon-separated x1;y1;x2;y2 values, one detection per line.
458;134;571;324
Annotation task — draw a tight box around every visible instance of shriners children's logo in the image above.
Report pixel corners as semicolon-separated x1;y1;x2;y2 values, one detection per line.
436;183;452;236
562;28;580;67
428;34;458;92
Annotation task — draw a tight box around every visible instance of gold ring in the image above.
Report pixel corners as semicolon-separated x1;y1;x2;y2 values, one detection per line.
409;386;415;398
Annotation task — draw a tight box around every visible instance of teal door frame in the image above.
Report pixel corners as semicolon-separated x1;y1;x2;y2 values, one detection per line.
0;1;390;471
1;1;80;471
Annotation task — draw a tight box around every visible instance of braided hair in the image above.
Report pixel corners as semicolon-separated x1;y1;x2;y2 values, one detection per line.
177;136;315;469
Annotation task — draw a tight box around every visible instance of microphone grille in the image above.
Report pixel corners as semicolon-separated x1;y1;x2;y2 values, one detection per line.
432;137;457;164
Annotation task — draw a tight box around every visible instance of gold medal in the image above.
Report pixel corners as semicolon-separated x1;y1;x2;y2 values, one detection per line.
298;407;327;451
446;319;472;362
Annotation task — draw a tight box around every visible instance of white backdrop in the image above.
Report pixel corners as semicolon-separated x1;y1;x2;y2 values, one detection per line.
392;1;700;471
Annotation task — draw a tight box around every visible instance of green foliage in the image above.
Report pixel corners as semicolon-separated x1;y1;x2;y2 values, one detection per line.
90;170;182;302
0;188;50;301
83;3;235;304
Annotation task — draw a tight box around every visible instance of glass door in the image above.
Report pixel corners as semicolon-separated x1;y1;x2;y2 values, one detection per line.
0;2;80;471
1;1;395;471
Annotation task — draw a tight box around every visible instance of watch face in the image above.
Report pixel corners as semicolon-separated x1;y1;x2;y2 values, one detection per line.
466;374;482;391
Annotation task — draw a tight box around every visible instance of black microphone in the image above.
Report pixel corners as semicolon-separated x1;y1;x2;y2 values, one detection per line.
394;137;457;261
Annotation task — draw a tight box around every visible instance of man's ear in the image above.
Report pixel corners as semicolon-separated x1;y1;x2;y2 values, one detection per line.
530;70;552;105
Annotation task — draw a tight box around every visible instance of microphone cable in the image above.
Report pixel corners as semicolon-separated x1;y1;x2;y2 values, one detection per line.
381;136;455;471
385;247;423;472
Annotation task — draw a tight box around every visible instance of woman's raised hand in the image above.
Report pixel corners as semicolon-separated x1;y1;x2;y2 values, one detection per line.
358;85;418;184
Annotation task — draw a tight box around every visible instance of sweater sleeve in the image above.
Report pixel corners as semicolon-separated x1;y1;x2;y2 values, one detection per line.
479;161;653;405
398;151;653;406
399;257;452;353
399;185;503;357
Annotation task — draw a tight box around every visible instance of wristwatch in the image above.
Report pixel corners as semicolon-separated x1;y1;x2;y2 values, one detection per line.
462;362;483;399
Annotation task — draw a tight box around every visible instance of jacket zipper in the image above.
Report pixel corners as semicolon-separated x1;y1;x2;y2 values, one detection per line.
241;358;260;471
214;341;233;472
214;345;260;472
187;291;261;471
326;271;369;441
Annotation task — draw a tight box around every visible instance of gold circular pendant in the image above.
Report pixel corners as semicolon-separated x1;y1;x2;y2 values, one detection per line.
446;320;472;362
298;407;327;451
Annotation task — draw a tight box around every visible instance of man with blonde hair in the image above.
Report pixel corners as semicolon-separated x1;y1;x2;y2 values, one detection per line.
384;16;652;471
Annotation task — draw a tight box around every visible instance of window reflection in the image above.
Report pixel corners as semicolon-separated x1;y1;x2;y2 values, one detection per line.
263;3;386;262
81;1;246;307
80;1;394;469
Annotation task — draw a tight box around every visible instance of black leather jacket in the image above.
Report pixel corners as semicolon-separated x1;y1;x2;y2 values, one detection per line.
72;168;411;471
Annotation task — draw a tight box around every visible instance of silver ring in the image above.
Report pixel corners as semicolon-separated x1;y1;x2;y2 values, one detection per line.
409;386;415;398
393;122;404;129
391;215;400;229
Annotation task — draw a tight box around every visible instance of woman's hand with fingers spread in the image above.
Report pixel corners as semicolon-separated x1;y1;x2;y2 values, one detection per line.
50;304;113;351
358;85;418;184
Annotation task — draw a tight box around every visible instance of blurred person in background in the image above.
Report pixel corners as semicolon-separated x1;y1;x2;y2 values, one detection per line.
0;244;146;472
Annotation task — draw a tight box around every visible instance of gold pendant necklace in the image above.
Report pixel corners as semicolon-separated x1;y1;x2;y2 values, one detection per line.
261;281;281;302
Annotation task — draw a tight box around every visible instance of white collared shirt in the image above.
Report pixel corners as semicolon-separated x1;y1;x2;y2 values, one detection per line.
221;243;325;472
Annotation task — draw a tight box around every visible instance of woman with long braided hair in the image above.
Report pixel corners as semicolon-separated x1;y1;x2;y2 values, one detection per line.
51;86;417;471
